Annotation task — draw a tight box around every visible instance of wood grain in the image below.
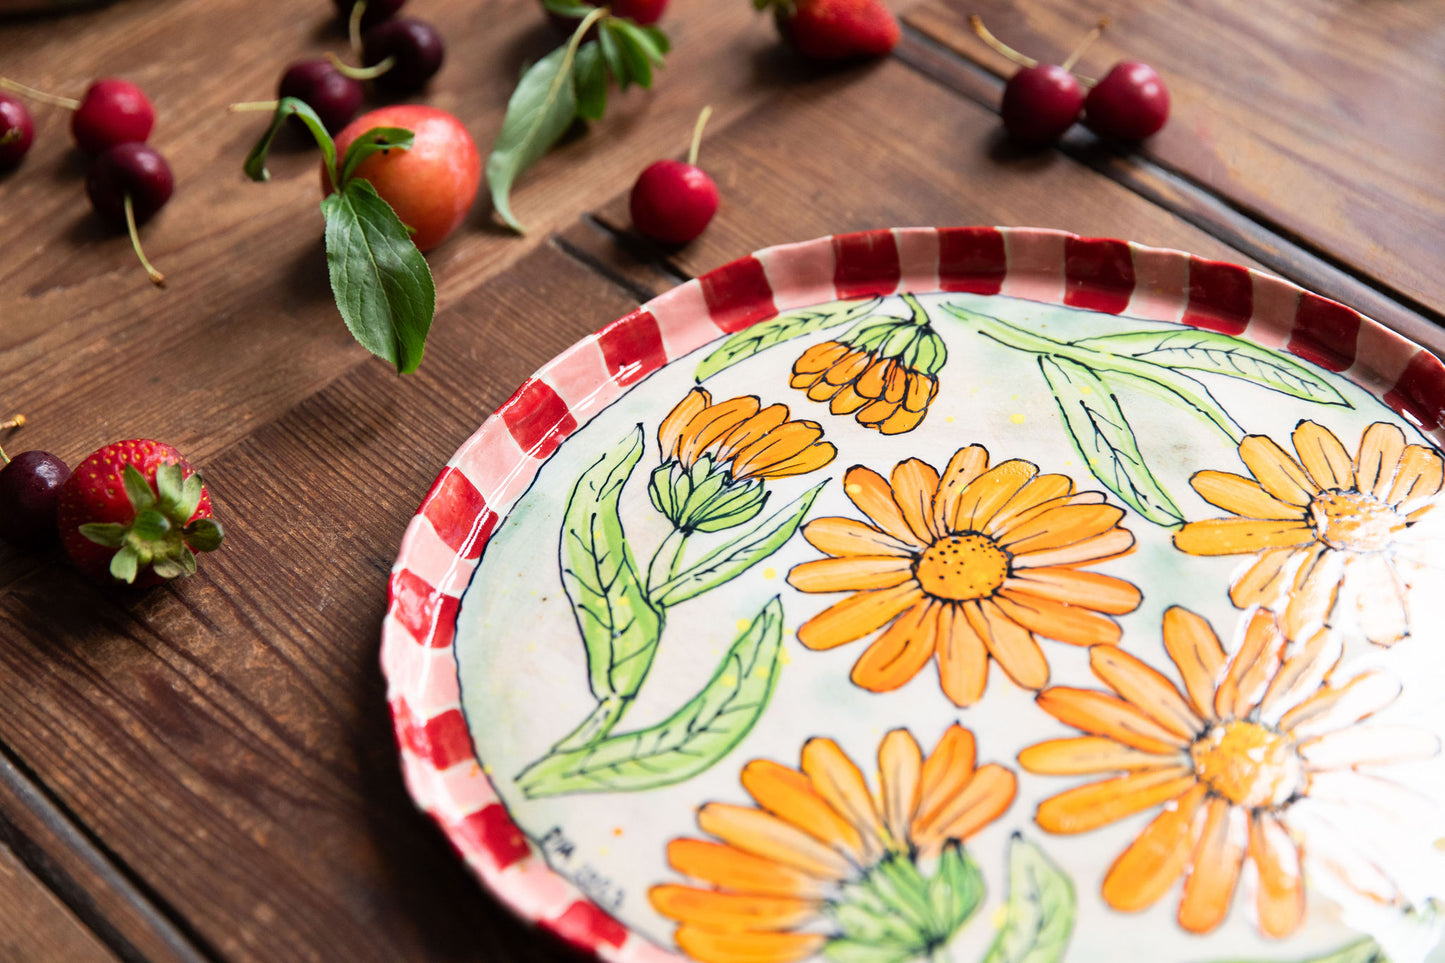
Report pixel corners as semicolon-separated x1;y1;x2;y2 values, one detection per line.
0;834;118;962
905;0;1445;317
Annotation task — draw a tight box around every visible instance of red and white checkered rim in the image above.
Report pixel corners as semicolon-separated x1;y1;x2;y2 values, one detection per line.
380;226;1445;960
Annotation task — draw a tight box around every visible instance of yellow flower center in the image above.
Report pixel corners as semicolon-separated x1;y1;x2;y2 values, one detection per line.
913;534;1010;602
1189;721;1303;810
1308;489;1404;553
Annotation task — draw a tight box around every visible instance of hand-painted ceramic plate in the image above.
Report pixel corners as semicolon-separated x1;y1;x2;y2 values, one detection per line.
381;228;1445;963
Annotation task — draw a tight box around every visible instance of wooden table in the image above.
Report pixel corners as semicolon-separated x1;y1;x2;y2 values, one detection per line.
1;0;1442;959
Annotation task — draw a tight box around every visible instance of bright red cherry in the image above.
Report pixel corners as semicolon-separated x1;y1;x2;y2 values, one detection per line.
1001;64;1084;147
328;105;480;252
71;79;155;154
278;59;363;132
86;143;173;285
0;94;34;167
1085;61;1170;140
629;107;718;245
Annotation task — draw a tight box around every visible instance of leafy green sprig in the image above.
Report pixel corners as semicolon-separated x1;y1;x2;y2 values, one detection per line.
238;97;436;374
487;0;671;233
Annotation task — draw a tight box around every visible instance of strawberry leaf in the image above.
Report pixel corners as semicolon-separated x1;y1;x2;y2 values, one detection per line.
183;518;225;553
176;472;205;522
78;523;127;548
154;462;184;513
337;126;415;191
574;41;608;121
110;546;140;584
243;96;337;190
122;465;156;512
131;509;172;541
322;179;436;374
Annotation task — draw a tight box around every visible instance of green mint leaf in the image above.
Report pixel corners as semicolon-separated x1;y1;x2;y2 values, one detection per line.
322;180;436;374
338;126;415;191
110;546;140;584
486;36;585;234
183;518;225;553
122;465;156;512
78;523;127;548
574;41;608;122
604;20;652;88
243;97;337;189
542;0;596;14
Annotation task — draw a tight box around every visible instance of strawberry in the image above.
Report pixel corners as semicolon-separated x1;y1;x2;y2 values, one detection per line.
756;0;900;60
56;439;224;585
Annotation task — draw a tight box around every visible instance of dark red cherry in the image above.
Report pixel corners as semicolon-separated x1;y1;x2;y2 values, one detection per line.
1001;64;1084;147
278;59;363;132
333;0;407;29
0;450;71;549
362;18;445;94
1085;61;1170;140
71;78;155;154
0;94;34;167
86;142;173;225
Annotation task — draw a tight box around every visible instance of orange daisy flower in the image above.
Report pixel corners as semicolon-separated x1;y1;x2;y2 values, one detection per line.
650;725;1017;963
1020;606;1441;937
659;388;837;482
1174;420;1445;647
787;446;1141;706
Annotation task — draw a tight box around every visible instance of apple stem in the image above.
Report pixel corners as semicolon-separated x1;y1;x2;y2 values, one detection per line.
327;51;396;81
968;16;1038;69
123;194;166;288
0;77;80;111
687;105;713;167
349;0;367;62
1061;16;1108;73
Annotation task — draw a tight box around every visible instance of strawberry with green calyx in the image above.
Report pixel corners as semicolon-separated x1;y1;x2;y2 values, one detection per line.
56;440;223;585
753;0;899;61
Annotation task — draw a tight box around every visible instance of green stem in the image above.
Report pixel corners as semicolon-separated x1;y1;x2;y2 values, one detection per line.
900;291;931;326
647;527;689;599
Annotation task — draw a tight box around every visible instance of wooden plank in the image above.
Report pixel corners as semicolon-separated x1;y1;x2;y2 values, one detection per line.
0;242;644;962
0;831;119;963
904;0;1445;317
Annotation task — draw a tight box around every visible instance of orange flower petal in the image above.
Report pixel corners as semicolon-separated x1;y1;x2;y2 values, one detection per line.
890;458;942;544
1035;687;1187;754
883;364;908;404
1228;546;1300;609
1238;435;1314;506
850;599;939;692
828;384;868;415
1172;518;1314;557
1034;766;1196;834
985;475;1076;535
1292;421;1355;492
1190;470;1305;521
697;803;853;880
1018;736;1183;775
913;763;1017;856
854;398;900;426
965;600;1048;690
1256;626;1341;726
1214;609;1285;721
793;341;848;375
1003;568;1142;616
1282;543;1344;640
1161;606;1226;722
1177;798;1247;934
800;739;887;862
877;729;923;846
1011;527;1135;568
680;397;761;466
934;446;991;536
1298;725;1441;770
1387;444;1445;506
915;725;976;831
876;404;927;435
801;516;915;559
1355;421;1406;499
664;839;829;898
676;926;826;963
936;602;989;707
806;378;843;403
789;369;823;391
996;504;1127;555
746;441;837;479
993;592;1123;647
730;421;826;479
843;466;925;547
650;885;822;932
823;351;870;387
1280;670;1401;740
1288;807;1399;904
715;405;791;464
661;388;712;461
795;583;924;651
1347;554;1411;647
1088;646;1202;740
787;556;915;593
854;359;890;399
1250;813;1304;939
903;372;936;413
740;760;865;862
1101;783;1208;912
949;460;1038;533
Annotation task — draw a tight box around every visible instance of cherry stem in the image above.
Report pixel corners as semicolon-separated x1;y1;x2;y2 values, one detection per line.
349;0;367;62
0;129;18;147
687;105;713;167
968;16;1037;69
0;414;24;465
1061;16;1108;73
228;100;280;113
327;51;396;80
0;77;80;110
124;194;166;288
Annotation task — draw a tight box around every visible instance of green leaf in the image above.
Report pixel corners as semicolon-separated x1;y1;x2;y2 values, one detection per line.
929;842;985;937
982;835;1076;963
176;471;204;522
542;0;596;14
337;126;415;191
78;523;127;548
322;179;437;374
610;18;668;63
122;465;156;512
637;24;670;54
652;481;824;607
604;21;651;88
130;509;171;541
1039;356;1184;526
573;41;608;122
151;557;184;580
183;518;225;553
1075;329;1350;407
1103;365;1242;442
1207;936;1385;963
695;297;883;381
154;462;184;511
243;96;337;188
486;41;581;234
597;21;628;86
110;546;140;584
516;597;783;796
822;937;919;963
558;427;664;707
